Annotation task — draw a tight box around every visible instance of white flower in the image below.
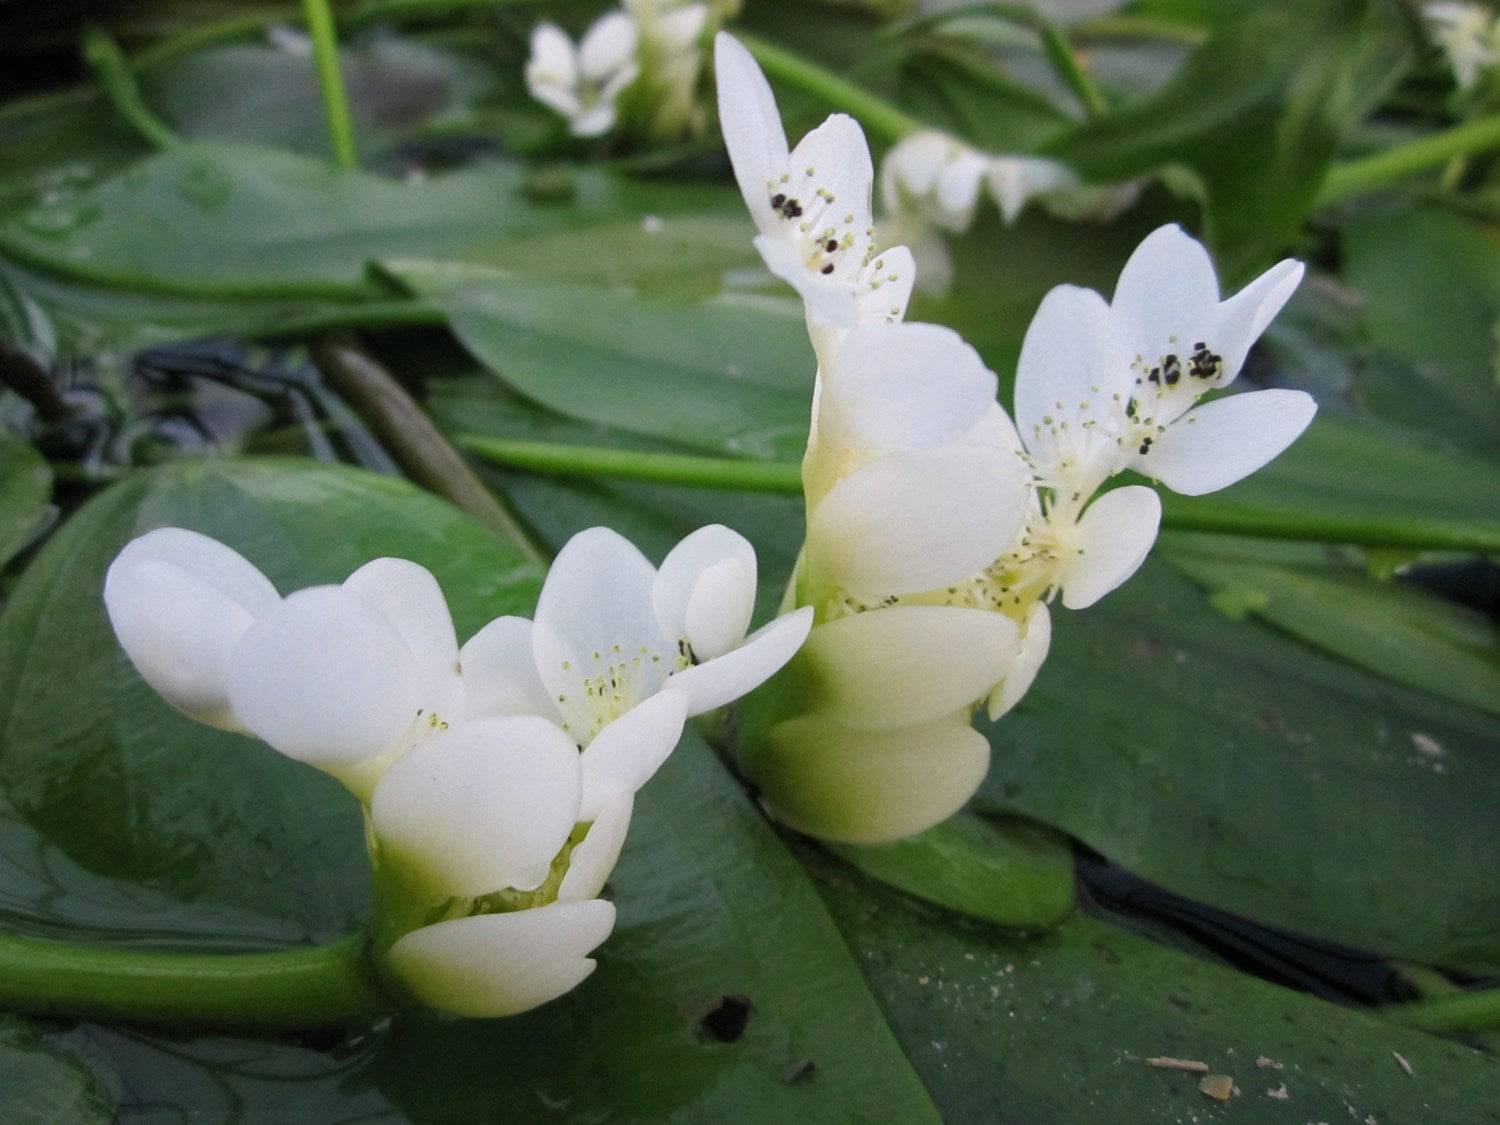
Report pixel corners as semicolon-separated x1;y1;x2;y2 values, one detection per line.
526;14;641;137
105;529;468;796
986;602;1050;720
800;321;1032;605
1424;2;1498;89
986;155;1080;225
460;524;812;817
881;131;990;233
714;32;914;333
372;715;631;1018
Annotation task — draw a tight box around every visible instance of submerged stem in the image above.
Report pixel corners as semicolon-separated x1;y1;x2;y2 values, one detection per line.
460;435;1500;554
0;930;381;1030
302;0;360;169
82;25;180;150
1382;987;1500;1033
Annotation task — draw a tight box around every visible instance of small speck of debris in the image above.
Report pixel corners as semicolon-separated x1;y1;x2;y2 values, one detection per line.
782;1059;815;1083
641;214;665;233
695;995;753;1043
1198;1074;1235;1101
1393;1052;1413;1076
1255;1055;1284;1070
1147;1057;1209;1073
1267;1083;1289;1100
1411;732;1443;757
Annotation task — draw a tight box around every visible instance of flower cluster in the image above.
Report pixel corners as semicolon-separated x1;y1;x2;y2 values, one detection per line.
716;32;1316;843
526;0;737;139
1424;2;1500;92
105;523;809;1017
879;130;1139;294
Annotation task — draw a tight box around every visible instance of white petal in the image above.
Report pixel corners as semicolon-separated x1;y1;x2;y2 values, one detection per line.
388;900;615;1018
225;586;422;769
882;133;950;208
934;150;988;230
571;102;620;138
533;527;668;710
654;4;709;52
371;716;582;898
715;32;789;230
1142;389;1317;496
821;321;998;453
459;615;555;721
557;793;634;902
578;690;687;820
527;24;578;87
754;235;857;327
1013;284;1133;441
665;607;813;717
1207;259;1304;385
580;11;638;80
104;528;279;729
853;243;915;327
1110;223;1221;363
1058;486;1161;610
799;606;1017;729
344;558;462;719
653;525;757;658
754;711;990;844
785;114;874;233
806;447;1027;597
987;602;1051;719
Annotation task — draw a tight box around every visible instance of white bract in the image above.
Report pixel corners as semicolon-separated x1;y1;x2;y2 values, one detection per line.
1424;2;1499;90
526;14;641;137
714;32;914;336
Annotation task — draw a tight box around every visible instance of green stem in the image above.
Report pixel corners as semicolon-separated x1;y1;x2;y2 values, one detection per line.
0;930;382;1030
1070;14;1210;47
303;0;360;169
460;436;1500;553
82;25;180;150
1382;987;1500;1033
735;33;924;143
1318;113;1500;205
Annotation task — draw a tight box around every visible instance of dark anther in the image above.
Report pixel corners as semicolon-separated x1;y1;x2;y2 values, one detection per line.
1161;354;1182;386
770;192;786;209
1188;344;1222;380
820;264;835;275
696;995;753;1043
824;238;839;253
1139;437;1153;455
1146;367;1161;385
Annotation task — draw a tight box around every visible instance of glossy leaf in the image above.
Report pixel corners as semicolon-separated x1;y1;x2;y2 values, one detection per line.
0;429;51;569
0;1017;116;1124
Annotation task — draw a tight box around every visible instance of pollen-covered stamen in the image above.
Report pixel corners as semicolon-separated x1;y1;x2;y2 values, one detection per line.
554;643;669;742
1128;333;1224;439
766;165;873;282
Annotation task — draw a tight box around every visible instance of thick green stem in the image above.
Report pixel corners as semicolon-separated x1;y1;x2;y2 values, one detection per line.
0;930;382;1030
460;436;1500;553
735;33;924;143
82;25;180;150
1382;987;1500;1033
1318;114;1500;205
303;0;360;169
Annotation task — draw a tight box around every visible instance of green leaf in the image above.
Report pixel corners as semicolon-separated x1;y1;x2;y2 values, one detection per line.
0;1017;116;1124
1162;534;1500;716
402;268;814;460
977;559;1500;975
828;813;1076;929
0;457;540;944
0;429;51;570
1341;204;1500;451
1050;0;1416;279
0;142;733;299
806;847;1500;1123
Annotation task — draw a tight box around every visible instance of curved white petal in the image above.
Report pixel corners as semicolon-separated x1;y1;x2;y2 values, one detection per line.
665;607;813;717
533;527;668;711
755;711;991;844
1014;284;1133;443
527;24;578;87
388;900;616;1018
654;4;709;52
882;132;950;210
754;235;857;327
371;716;582;898
1207;259;1305;385
558;793;634;903
653;525;757;658
580;11;638;79
459;615;555;721
807;447;1028;597
785;114;874;234
821;322;998;453
800;606;1017;729
1058;486;1161;610
344;558;462;719
225;586;422;769
1142;389;1316;496
987;602;1051;719
715;32;789;231
104;528;280;729
571;102;620;138
934;151;988;230
853;243;916;328
1109;224;1221;362
578;690;687;820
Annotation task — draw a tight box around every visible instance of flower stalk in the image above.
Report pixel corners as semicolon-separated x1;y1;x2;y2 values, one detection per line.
302;0;360;169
